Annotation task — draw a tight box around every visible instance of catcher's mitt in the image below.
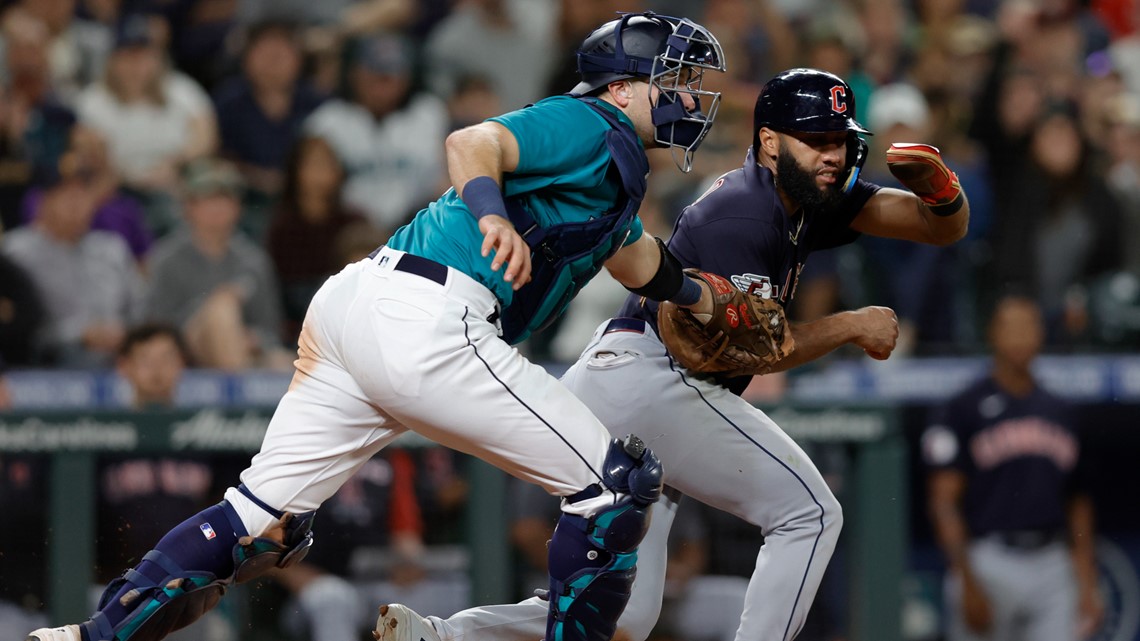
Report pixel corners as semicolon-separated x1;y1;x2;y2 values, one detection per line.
657;269;794;376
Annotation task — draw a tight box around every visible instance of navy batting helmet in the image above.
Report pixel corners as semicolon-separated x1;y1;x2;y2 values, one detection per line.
754;68;872;193
572;12;726;172
754;68;871;136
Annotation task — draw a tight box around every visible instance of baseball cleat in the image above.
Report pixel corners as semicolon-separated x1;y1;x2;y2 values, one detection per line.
25;626;81;641
374;604;441;641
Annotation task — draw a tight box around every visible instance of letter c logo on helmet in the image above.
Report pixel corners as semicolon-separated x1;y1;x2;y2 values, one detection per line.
572;12;727;173
830;86;847;114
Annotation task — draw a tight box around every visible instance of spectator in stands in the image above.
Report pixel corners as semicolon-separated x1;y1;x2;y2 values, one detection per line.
0;155;144;368
235;0;417;35
266;135;365;345
1101;92;1140;278
922;294;1104;641
423;0;557;110
0;10;76;231
0;252;46;365
304;32;448;230
115;323;188;408
213;19;324;199
20;125;152;260
77;13;218;236
445;73;500;132
990;103;1123;344
143;158;289;371
5;0;113;107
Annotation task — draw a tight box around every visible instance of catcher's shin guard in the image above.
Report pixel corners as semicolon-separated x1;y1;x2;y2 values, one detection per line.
545;435;663;641
83;491;314;641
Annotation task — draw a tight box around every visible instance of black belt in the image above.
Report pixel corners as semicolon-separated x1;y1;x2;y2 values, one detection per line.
369;246;500;325
603;318;648;335
993;529;1065;551
369;247;448;286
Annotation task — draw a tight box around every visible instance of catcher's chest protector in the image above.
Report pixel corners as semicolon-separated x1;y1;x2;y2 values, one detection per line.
500;98;648;344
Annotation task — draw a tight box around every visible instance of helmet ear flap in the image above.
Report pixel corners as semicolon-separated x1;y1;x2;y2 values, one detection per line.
841;135;868;193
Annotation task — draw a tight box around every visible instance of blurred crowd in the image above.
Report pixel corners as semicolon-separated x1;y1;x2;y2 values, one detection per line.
0;0;1137;375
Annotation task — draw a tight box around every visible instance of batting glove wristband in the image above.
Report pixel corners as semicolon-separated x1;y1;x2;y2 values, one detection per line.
885;143;964;216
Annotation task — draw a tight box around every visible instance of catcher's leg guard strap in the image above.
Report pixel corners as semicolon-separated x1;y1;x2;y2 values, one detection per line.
545;436;663;641
82;489;315;641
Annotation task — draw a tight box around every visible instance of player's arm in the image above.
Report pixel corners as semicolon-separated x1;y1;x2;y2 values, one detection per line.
444;122;531;289
605;233;713;316
850;143;970;246
929;467;992;632
764;306;899;372
1067;493;1105;636
928;468;972;578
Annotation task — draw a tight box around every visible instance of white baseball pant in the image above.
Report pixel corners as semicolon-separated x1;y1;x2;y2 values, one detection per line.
223;246;619;536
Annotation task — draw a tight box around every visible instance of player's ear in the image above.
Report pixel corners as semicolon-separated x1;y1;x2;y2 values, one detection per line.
607;80;632;106
758;127;779;158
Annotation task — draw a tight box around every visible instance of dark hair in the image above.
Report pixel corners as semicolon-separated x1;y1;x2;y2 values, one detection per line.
243;18;300;57
119;322;189;362
278;135;346;220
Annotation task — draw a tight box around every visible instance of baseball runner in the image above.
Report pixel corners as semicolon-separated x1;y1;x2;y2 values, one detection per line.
382;68;971;641
922;294;1103;641
28;13;731;641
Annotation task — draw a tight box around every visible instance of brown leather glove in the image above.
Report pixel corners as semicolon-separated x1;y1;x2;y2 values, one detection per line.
657;269;794;376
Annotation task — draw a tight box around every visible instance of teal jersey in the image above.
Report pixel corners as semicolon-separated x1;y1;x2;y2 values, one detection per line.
386;96;644;311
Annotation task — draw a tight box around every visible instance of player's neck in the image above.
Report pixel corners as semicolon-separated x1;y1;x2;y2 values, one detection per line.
991;360;1035;397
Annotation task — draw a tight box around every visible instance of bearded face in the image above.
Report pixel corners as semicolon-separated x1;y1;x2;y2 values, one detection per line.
774;137;846;212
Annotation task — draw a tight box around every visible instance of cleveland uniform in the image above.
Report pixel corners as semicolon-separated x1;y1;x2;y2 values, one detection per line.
922;377;1085;641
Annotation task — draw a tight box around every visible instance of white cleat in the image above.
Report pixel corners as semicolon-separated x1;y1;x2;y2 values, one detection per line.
25;626;82;641
374;604;442;641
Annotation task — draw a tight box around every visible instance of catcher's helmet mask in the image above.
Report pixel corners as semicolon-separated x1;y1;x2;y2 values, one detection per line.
573;12;726;173
753;68;873;193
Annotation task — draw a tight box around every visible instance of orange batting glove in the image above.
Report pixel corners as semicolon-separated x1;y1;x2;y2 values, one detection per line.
886;143;964;216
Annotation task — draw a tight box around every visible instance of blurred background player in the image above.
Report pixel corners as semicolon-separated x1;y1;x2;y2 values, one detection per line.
922;293;1104;641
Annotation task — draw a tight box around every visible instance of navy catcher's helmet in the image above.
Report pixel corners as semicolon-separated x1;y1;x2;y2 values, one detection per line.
573;12;726;173
754;68;872;192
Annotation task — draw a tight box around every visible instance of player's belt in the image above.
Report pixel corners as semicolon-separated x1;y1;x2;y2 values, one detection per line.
369;247;448;286
991;529;1065;551
603;318;648;335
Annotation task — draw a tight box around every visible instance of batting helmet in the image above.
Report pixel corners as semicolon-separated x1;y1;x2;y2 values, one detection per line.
754;68;871;136
754;68;872;192
572;12;726;172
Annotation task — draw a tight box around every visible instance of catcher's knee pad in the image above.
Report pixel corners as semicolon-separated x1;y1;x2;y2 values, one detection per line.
84;493;314;641
545;436;663;641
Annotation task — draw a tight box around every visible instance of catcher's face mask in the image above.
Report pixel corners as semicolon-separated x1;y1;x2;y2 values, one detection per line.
646;17;726;173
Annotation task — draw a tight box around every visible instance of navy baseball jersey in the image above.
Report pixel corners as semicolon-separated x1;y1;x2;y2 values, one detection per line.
619;147;880;393
922;377;1085;537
